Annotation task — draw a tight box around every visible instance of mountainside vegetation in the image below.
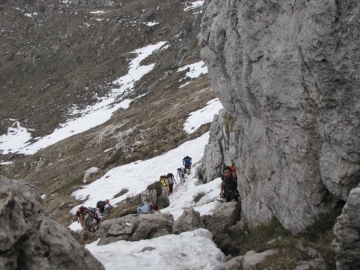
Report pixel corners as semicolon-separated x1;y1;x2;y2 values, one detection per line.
0;0;215;226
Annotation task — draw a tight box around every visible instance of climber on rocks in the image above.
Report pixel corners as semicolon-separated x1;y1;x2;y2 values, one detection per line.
220;166;239;202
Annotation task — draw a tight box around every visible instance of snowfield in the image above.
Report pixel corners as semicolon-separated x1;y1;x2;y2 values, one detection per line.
68;97;225;270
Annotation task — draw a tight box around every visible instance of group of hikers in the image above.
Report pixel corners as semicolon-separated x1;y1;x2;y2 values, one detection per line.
76;199;112;232
158;156;193;195
76;155;239;231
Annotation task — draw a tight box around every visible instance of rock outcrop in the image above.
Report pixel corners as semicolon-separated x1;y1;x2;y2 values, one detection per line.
172;207;205;234
199;0;360;233
332;184;360;269
207;202;240;237
96;213;174;245
0;176;104;270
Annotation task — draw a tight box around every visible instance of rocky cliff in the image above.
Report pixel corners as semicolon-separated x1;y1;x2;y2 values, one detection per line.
199;0;360;235
0;176;104;270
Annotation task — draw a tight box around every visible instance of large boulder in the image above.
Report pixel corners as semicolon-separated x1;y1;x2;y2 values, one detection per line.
220;250;278;270
332;185;360;269
172;207;205;234
207;202;240;237
199;0;360;233
96;213;174;245
142;181;170;209
0;176;104;270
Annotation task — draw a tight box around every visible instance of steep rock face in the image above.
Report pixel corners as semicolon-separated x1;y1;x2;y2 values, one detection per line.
332;184;360;269
0;176;104;270
199;0;360;233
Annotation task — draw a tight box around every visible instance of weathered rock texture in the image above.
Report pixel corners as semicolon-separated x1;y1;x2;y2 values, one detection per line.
172;207;205;234
0;176;104;270
199;0;360;233
220;250;278;270
332;184;360;269
96;213;174;245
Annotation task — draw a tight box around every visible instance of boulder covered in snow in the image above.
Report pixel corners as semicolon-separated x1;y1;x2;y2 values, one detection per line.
0;176;104;270
172;207;205;234
97;213;174;245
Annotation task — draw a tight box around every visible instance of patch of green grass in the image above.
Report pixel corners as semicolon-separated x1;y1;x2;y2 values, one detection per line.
113;188;129;198
239;207;343;269
102;151;123;170
232;217;292;255
53;175;83;194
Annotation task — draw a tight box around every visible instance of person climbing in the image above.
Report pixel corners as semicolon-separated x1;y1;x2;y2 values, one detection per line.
182;156;192;175
220;166;239;202
159;175;170;195
177;167;185;183
96;199;111;216
137;203;160;214
167;173;177;194
76;206;96;232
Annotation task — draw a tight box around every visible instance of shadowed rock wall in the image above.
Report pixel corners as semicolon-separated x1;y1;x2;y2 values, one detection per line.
199;0;360;233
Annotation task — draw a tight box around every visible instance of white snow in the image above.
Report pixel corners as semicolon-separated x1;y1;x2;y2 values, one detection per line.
184;1;204;11
178;61;208;87
0;120;32;154
183;98;223;134
0;161;13;165
24;12;38;17
0;42;168;155
67;101;225;269
90;11;108;14
86;229;225;270
143;21;159;27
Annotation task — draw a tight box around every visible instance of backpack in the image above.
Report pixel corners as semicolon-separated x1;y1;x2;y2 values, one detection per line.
88;207;102;223
97;200;105;210
230;165;237;177
167;173;174;184
137;204;149;214
160;176;168;187
183;156;192;166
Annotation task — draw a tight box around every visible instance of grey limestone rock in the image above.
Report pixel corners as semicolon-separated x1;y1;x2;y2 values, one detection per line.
220;249;278;270
96;213;174;245
199;0;360;233
0;176;104;270
332;185;360;269
207;202;240;237
172;207;205;234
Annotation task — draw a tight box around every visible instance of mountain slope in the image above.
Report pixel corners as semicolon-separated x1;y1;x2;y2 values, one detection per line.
0;0;216;226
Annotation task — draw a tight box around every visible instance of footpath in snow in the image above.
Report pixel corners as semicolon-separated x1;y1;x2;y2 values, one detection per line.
68;97;225;269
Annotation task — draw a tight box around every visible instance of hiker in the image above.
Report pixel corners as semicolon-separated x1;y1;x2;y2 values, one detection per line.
159;175;170;195
76;206;96;232
220;166;239;202
87;206;102;223
96;199;111;216
183;156;192;175
167;173;177;194
137;203;160;214
177;167;185;183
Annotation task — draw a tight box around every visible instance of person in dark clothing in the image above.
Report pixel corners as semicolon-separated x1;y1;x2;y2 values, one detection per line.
167;173;177;194
96;199;110;215
182;156;192;175
220;166;238;202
